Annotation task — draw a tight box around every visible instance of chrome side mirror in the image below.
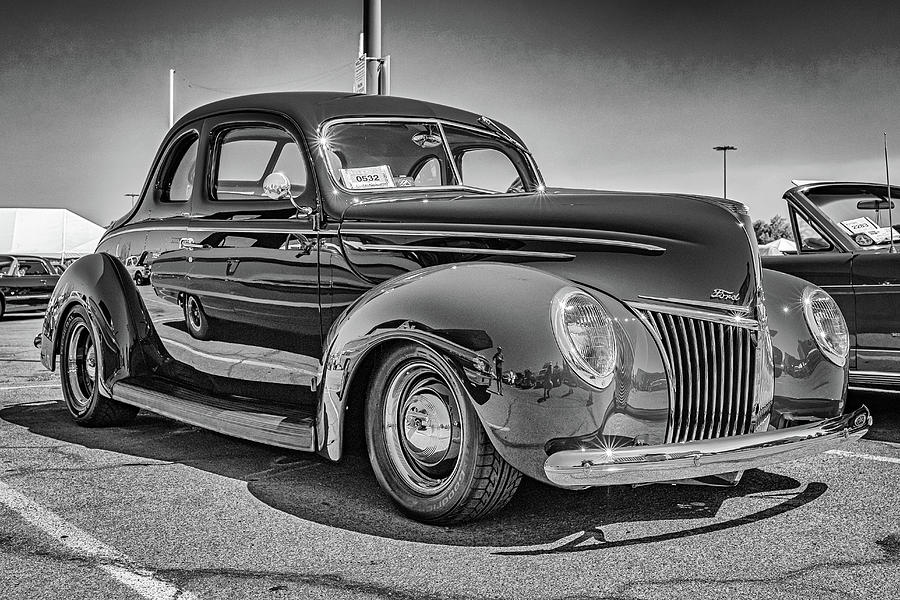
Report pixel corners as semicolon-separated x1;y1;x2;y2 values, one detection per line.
263;172;293;200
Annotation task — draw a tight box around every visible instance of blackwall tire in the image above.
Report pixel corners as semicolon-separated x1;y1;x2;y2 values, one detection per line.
184;295;211;340
59;306;138;427
366;343;522;524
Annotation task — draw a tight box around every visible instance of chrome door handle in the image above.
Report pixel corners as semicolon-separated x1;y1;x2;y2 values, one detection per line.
180;237;204;250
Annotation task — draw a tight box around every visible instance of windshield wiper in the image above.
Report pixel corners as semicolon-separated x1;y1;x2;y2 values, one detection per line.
478;116;532;156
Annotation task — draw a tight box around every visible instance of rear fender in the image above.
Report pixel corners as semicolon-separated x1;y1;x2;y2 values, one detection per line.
317;262;669;484
762;268;848;427
40;253;162;393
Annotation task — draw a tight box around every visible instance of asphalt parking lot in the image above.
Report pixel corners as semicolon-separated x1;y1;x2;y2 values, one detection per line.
1;314;899;600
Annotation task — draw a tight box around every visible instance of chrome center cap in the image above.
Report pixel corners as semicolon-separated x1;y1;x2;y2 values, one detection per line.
86;347;96;379
401;392;452;467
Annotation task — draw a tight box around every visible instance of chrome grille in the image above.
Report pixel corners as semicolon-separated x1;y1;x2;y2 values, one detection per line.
640;310;756;443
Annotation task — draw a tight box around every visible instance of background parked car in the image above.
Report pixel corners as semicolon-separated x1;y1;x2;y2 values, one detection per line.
0;254;60;319
764;181;900;392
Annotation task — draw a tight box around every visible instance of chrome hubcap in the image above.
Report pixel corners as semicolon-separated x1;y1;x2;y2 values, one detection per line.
384;360;463;495
65;322;95;411
187;297;202;329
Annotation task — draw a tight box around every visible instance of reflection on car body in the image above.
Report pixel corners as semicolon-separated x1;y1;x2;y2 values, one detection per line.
38;93;869;524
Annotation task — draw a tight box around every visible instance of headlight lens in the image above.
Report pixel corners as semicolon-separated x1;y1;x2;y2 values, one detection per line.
802;286;849;366
550;288;617;387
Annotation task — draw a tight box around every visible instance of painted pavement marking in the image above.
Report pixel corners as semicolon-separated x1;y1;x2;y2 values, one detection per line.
826;448;900;465
0;480;196;600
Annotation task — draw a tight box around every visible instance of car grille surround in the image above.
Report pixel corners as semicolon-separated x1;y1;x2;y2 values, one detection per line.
639;309;757;444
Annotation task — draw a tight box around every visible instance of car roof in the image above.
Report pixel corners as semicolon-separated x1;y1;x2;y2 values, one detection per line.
173;91;524;143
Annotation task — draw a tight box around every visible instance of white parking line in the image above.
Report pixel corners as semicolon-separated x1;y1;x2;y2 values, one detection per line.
0;480;196;600
826;449;900;465
0;383;60;391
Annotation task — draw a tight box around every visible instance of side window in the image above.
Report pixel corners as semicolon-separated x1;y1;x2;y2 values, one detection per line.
792;209;834;253
17;259;50;275
159;135;198;203
213;126;308;201
459;148;520;192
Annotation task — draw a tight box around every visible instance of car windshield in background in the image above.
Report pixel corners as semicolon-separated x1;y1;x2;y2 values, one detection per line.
806;189;900;246
318;120;529;195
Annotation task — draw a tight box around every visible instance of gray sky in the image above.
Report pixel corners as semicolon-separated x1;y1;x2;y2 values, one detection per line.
3;0;900;226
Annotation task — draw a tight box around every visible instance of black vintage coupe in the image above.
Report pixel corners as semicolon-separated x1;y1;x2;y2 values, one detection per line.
38;93;869;523
764;181;900;392
0;254;60;319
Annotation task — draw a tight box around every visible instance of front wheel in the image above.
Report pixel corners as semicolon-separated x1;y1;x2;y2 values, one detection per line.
366;343;522;524
59;306;138;426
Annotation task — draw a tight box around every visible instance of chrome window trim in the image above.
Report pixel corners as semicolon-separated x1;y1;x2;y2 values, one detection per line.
340;228;666;253
342;239;574;259
316;116;544;195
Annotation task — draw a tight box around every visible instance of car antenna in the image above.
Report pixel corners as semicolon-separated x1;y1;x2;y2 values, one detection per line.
885;132;897;253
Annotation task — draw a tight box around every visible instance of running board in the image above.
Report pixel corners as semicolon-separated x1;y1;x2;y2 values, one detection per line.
112;380;315;452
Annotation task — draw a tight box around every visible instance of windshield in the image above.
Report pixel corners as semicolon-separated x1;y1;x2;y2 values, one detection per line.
318;119;533;195
806;188;900;247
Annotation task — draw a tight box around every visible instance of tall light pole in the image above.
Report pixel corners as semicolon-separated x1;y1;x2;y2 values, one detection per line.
125;193;139;207
363;0;381;95
713;145;737;199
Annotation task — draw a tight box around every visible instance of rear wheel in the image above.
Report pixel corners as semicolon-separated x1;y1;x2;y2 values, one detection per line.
366;343;521;524
0;295;5;320
184;295;211;340
59;306;138;426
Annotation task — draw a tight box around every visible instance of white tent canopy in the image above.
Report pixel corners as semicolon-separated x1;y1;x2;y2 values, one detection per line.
0;208;104;258
759;237;797;256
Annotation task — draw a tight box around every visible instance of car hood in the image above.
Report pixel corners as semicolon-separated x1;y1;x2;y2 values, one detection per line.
338;188;759;310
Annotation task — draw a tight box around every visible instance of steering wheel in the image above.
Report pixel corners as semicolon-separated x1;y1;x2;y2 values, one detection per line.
506;177;525;194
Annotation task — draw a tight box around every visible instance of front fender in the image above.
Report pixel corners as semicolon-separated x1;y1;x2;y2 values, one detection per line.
40;253;159;394
318;262;669;484
762;268;848;427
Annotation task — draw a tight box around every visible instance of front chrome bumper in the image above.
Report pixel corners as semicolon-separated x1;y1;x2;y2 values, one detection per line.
544;406;871;487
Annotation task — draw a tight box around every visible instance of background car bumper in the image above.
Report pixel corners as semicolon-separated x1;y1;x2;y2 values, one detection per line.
544;405;871;487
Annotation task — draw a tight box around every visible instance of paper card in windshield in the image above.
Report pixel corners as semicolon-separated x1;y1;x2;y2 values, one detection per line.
840;217;879;235
340;166;395;189
868;227;900;244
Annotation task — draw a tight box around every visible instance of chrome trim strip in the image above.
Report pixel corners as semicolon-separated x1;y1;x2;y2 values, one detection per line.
628;301;759;329
849;370;900;382
638;295;751;314
342;229;666;253
4;294;51;301
342;239;574;259
102;226;331;244
544;406;870;487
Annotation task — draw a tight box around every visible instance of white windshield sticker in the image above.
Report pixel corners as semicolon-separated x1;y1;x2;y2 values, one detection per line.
840;217;879;234
868;227;900;244
340;166;395;189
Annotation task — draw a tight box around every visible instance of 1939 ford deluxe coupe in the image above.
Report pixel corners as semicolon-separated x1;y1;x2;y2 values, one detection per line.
38;93;870;523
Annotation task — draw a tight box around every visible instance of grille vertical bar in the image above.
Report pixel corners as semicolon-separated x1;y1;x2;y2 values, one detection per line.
640;309;756;443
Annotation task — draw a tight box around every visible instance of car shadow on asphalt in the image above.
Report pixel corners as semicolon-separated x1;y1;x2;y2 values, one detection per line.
1;399;830;553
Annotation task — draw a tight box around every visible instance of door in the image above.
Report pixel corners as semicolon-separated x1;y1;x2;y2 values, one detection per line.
177;114;321;404
852;252;900;372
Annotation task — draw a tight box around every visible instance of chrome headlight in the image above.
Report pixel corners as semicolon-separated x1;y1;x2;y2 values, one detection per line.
550;288;617;387
802;286;849;367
